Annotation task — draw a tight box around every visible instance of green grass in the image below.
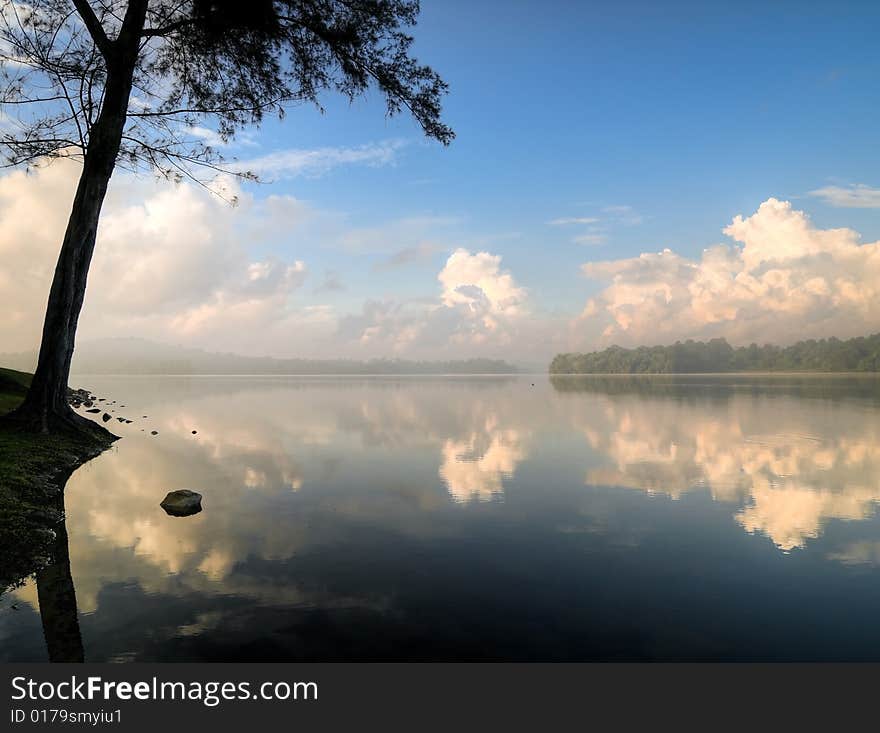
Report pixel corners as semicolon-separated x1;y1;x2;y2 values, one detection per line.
0;369;59;588
0;366;112;503
0;366;30;415
1;366;117;591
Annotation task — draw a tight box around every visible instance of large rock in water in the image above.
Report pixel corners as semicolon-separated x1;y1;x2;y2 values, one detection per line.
160;490;203;517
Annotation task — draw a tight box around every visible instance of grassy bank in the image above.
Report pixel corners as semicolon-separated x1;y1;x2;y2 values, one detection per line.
0;367;113;503
1;367;116;591
0;366;30;415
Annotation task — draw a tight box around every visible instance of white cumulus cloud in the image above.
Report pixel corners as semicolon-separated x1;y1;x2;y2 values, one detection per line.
338;248;528;356
0;158;316;355
574;198;880;348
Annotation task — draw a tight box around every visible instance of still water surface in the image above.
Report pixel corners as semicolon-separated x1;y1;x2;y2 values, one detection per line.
4;374;880;660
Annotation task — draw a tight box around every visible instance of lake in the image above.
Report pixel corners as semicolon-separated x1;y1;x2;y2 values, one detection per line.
4;373;880;661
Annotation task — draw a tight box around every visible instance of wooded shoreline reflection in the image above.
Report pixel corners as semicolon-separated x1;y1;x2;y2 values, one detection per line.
550;373;880;401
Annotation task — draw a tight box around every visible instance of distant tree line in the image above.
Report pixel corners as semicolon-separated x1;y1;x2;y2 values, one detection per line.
1;340;519;375
112;357;519;375
549;334;880;374
549;374;880;404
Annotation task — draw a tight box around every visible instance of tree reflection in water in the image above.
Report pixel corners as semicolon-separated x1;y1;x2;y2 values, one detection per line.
1;475;83;662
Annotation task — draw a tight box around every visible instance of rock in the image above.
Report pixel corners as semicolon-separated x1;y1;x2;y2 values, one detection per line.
86;408;101;413
102;413;112;422
160;490;202;517
117;417;126;423
191;430;197;434
66;386;93;409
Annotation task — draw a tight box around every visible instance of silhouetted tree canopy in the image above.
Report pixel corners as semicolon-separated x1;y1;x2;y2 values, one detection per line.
0;0;452;436
0;0;453;182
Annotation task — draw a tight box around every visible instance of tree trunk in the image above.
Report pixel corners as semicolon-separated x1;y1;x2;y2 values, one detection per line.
10;150;118;436
8;2;147;437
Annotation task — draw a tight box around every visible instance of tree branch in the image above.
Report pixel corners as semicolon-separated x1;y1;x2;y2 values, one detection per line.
140;18;194;38
71;0;113;59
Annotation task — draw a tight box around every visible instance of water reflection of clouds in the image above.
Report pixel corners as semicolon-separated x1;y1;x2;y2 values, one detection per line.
440;420;527;503
574;395;880;550
10;380;537;622
9;376;880;661
55;378;880;593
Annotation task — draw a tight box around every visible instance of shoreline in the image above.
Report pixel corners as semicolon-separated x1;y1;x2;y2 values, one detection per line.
0;371;118;502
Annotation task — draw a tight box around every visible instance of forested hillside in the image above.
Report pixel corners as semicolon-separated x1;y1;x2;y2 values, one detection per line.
550;335;880;374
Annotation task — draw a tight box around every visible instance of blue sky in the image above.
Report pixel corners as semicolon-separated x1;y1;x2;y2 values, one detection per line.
3;0;880;361
243;0;880;309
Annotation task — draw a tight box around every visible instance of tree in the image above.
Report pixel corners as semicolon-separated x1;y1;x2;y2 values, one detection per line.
0;0;453;436
547;333;880;374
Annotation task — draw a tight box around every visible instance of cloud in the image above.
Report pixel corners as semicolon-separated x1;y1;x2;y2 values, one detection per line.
8;157;877;366
242;140;406;179
808;184;880;208
572;233;606;246
186;125;227;148
550;215;606;246
372;242;440;270
601;205;642;225
439;248;526;317
0;158;318;354
339;248;528;356
313;270;345;294
549;217;600;226
549;208;640;246
0;158;542;360
574;198;880;348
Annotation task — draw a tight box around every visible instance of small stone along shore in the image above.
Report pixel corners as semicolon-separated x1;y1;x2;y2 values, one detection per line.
65;387;94;408
2;384;197;524
67;386;135;426
67;386;197;438
66;386;204;518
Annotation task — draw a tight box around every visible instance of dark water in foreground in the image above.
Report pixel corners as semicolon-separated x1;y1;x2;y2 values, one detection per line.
4;374;880;661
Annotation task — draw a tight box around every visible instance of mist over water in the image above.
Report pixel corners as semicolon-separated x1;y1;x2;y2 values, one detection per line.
4;374;880;661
